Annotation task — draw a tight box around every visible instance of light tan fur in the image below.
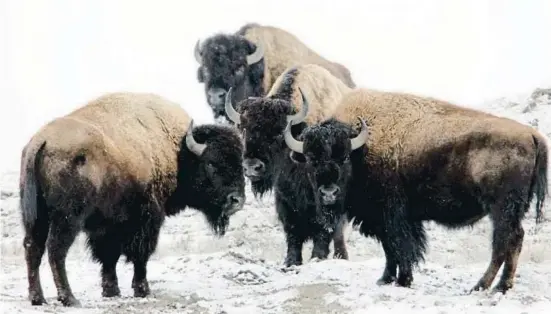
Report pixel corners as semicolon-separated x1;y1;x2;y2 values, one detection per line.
267;64;353;125
331;88;547;175
242;25;356;92
21;92;191;208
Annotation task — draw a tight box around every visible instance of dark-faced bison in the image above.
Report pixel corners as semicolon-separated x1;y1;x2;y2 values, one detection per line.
225;64;352;266
19;92;246;307
284;88;548;292
194;23;356;121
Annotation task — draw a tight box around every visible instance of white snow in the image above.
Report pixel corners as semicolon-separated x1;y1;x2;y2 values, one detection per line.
2;1;551;313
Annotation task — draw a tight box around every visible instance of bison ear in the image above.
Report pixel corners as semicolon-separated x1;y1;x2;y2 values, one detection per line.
289;150;306;164
197;66;204;83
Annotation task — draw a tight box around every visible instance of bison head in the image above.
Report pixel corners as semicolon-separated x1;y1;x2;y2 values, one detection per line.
225;87;309;197
194;35;264;120
283;118;369;207
176;120;246;236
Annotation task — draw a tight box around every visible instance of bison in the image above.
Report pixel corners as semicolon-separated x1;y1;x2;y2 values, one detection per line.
19;92;246;307
224;64;352;266
283;88;548;293
194;23;356;121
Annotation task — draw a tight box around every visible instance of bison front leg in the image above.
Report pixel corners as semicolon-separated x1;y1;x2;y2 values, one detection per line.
47;216;81;307
275;197;305;267
87;231;122;298
332;215;349;260
311;230;331;261
124;209;164;298
376;239;398;285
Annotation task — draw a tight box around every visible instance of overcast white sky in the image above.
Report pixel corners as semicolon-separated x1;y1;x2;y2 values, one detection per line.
1;0;551;171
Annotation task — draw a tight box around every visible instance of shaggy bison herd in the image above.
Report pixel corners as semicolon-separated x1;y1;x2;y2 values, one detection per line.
19;23;548;307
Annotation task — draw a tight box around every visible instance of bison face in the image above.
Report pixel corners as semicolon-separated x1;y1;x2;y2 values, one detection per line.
224;88;310;197
178;120;246;236
284;118;369;207
194;35;264;120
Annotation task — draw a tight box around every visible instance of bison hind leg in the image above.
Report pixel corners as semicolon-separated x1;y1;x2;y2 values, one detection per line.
471;197;527;293
23;204;50;306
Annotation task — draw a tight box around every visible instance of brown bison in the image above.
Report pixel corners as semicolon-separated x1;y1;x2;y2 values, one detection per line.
225;64;352;266
284;88;548;292
19;92;246;307
194;23;356;121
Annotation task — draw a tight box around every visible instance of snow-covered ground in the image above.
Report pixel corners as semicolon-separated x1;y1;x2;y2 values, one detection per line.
1;92;550;314
2;1;551;313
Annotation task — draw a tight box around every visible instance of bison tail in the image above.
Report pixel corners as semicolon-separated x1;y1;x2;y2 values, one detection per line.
531;134;549;224
20;141;47;228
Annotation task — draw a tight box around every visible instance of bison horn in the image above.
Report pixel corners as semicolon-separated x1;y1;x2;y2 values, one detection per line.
224;87;241;124
350;117;369;151
283;120;304;154
286;87;309;125
186;119;207;156
194;40;202;64
246;42;264;65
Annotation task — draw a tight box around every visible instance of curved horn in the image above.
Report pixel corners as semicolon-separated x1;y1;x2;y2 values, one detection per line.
246;42;264;65
224;87;241;124
286;87;309;125
350;117;369;151
194;40;202;64
283;120;304;154
186;119;207;156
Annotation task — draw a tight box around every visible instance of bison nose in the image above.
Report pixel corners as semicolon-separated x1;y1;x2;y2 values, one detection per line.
242;158;265;179
207;88;227;105
226;192;244;215
318;184;341;205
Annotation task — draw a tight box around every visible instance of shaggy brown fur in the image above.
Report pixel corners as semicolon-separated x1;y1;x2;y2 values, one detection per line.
19;92;246;307
242;24;356;91
319;88;548;292
265;64;352;125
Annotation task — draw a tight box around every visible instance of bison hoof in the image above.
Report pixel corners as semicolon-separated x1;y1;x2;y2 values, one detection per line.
58;294;81;307
29;292;47;306
492;281;513;294
470;281;490;293
396;274;413;288
333;252;349;260
102;285;121;298
133;281;150;298
376;275;396;286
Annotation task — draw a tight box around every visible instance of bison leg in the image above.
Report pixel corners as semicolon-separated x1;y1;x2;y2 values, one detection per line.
87;231;122;298
332;215;349;260
123;209;164;298
471;223;509;292
493;225;524;293
47;216;81;307
311;230;331;261
376;239;398;285
283;229;305;267
23;207;50;306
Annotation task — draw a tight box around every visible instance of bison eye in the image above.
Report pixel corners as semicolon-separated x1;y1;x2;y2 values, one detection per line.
206;162;217;176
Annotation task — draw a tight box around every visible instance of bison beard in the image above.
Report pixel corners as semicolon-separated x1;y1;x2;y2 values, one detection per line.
284;117;548;292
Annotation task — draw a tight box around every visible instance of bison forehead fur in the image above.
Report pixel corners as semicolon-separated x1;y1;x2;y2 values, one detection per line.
195;23;356;120
291;88;549;291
